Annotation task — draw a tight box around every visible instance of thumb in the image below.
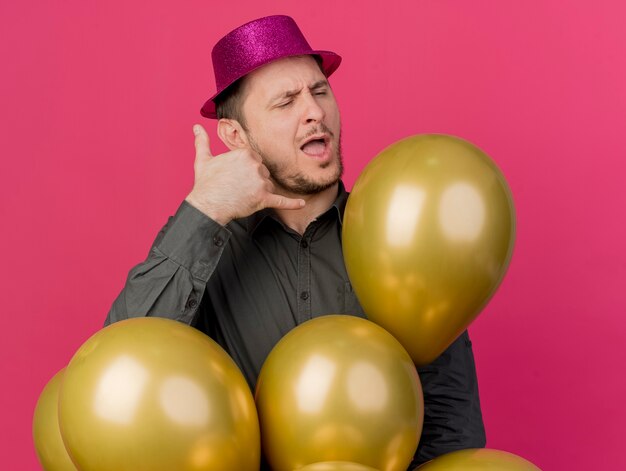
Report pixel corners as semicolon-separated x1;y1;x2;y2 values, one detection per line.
193;124;213;160
264;193;306;211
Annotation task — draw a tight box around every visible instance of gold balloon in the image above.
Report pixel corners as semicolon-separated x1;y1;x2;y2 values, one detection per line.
58;317;260;471
297;462;380;471
32;368;77;471
255;315;423;471
343;134;515;366
415;448;541;470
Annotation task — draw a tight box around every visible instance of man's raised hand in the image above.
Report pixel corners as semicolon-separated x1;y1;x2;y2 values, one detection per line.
185;124;305;225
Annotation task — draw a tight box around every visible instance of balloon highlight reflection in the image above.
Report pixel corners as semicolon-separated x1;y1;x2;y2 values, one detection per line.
58;317;260;471
256;315;424;471
343;134;515;366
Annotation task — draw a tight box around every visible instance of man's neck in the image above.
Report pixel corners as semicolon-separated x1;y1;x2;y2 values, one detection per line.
273;182;339;235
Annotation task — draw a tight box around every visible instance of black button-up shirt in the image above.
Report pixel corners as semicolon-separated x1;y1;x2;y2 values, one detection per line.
106;181;485;465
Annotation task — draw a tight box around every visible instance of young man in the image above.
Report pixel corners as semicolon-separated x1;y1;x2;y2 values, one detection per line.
106;15;486;466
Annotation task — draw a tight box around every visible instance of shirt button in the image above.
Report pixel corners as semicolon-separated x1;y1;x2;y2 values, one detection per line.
213;236;224;247
300;291;309;301
300;239;308;249
187;298;198;309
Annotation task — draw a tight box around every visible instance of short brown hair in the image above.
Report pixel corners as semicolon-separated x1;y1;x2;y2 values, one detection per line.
215;77;249;129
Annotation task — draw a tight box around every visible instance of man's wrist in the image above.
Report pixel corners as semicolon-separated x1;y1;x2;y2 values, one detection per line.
157;200;232;281
184;194;231;226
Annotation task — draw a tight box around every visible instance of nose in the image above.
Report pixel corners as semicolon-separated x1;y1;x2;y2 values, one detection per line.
302;92;326;124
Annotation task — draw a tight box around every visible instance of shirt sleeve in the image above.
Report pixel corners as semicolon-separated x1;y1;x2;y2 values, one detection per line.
104;200;231;327
411;330;487;467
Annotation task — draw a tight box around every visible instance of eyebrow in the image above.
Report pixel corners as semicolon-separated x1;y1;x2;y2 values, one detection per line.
269;79;329;105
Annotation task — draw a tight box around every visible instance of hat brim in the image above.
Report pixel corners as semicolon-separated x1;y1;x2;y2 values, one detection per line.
200;50;341;119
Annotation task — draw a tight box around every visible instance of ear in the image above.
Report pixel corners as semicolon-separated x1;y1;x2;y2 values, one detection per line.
217;118;249;150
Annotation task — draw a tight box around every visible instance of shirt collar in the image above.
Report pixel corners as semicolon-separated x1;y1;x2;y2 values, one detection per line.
331;179;349;225
246;180;349;235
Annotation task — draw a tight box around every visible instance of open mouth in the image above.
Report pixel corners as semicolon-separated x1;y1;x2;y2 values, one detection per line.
300;136;330;158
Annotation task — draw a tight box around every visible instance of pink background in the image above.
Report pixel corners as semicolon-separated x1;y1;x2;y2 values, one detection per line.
2;1;625;469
